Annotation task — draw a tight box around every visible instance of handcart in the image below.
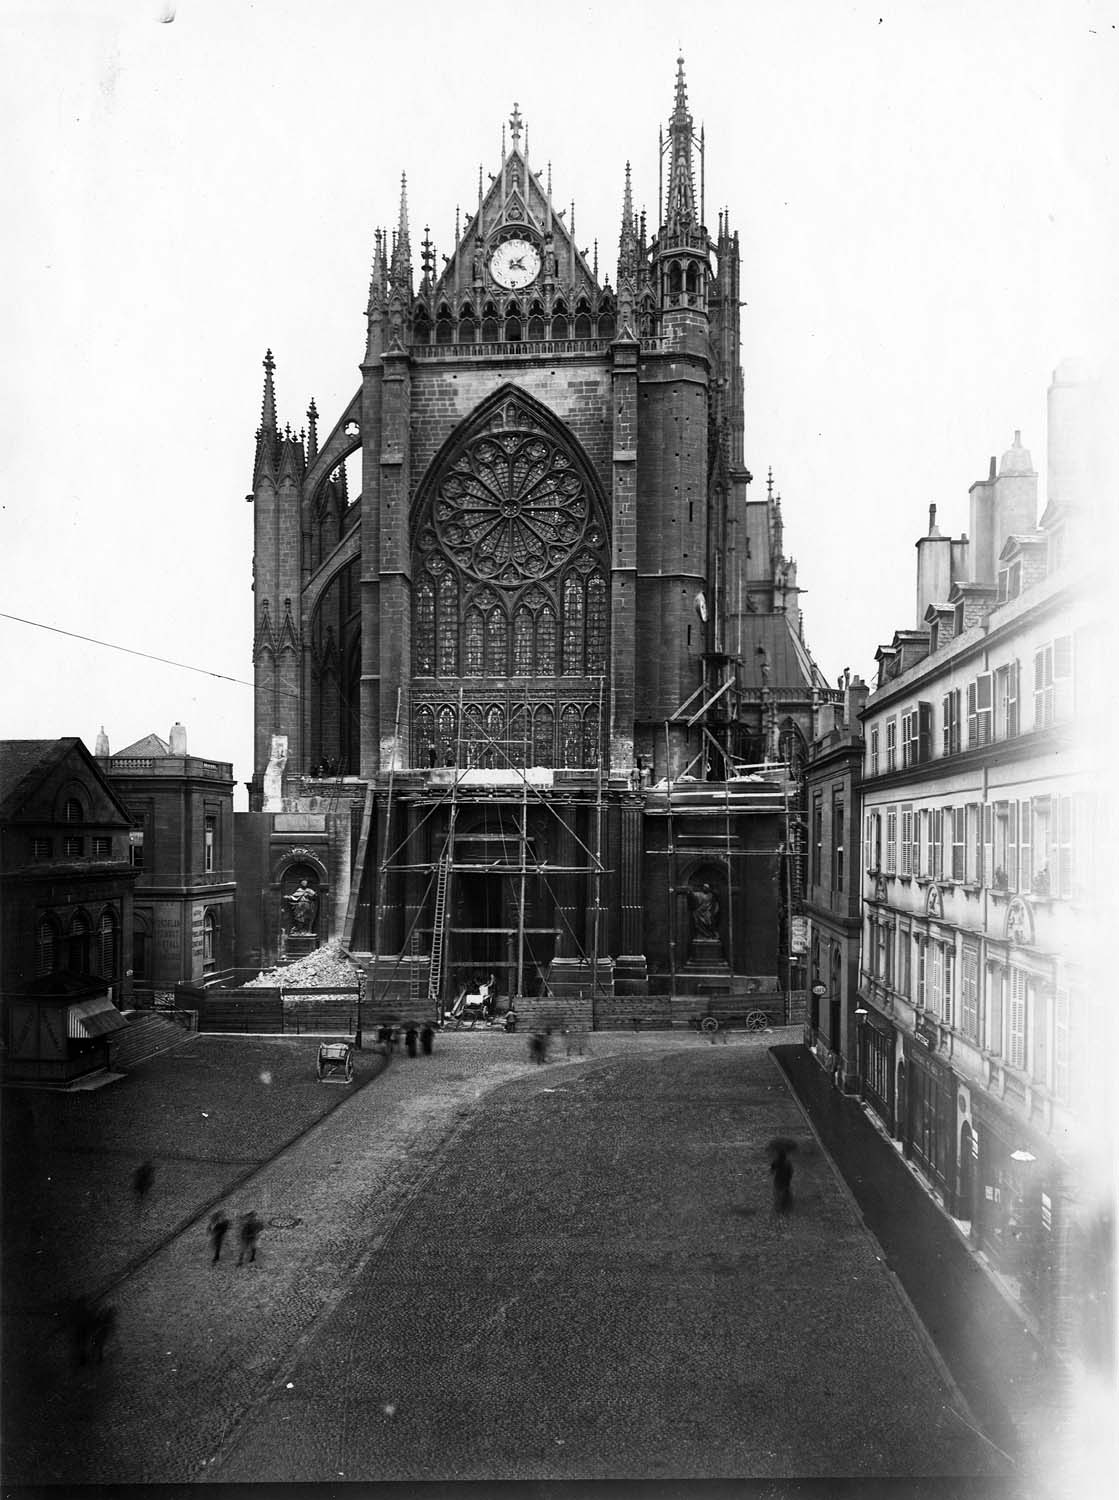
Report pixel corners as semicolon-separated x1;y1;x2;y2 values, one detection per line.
317;1040;355;1083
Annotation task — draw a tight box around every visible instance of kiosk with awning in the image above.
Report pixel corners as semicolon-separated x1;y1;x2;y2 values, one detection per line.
4;971;128;1083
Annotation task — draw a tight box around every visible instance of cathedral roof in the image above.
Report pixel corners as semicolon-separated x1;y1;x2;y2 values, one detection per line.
739;615;829;694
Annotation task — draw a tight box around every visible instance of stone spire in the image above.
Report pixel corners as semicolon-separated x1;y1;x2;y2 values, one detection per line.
617;161;640;337
663;54;698;235
389;173;412;294
306;399;319;464
253;349;280;485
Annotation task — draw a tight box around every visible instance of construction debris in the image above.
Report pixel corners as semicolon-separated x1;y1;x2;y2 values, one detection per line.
245;941;364;991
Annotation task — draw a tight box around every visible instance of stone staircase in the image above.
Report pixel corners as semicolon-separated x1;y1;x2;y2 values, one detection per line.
108;1011;193;1071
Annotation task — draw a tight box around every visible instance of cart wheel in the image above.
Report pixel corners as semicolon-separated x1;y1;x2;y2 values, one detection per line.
344;1052;354;1081
700;1016;719;1034
745;1009;769;1031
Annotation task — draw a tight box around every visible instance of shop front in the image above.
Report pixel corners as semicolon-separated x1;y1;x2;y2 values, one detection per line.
902;1029;956;1205
971;1092;1061;1335
858;1004;895;1133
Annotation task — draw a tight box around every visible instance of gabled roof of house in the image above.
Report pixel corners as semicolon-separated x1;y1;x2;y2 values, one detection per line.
0;737;134;824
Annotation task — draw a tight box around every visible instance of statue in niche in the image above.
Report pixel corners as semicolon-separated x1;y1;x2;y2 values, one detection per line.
688;882;720;941
284;878;318;933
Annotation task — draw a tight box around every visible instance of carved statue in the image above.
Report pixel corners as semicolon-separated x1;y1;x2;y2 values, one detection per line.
284;878;318;933
688;882;720;940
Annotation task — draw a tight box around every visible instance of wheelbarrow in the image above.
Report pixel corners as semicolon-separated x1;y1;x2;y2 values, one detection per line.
317;1040;354;1084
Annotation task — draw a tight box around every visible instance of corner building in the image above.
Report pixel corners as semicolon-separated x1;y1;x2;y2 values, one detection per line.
245;63;830;1011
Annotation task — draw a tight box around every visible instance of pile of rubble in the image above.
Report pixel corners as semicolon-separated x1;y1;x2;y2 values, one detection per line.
245;940;364;990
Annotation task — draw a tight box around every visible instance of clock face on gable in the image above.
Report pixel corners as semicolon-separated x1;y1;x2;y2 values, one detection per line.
489;237;542;290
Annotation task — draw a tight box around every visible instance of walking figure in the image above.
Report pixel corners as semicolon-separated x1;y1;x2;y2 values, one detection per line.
208;1210;230;1263
420;1024;434;1055
770;1147;794;1214
405;1025;418;1058
132;1159;154;1213
237;1210;263;1266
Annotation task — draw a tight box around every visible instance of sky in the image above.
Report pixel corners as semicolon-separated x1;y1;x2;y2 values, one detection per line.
3;0;1116;806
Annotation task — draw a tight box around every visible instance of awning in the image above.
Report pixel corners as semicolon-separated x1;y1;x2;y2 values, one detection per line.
68;996;128;1039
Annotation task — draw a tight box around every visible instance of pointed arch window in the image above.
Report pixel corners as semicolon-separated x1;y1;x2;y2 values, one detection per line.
63;798;83;824
561;705;582;767
437;705;457;763
668;263;683;297
597;313;616;339
533;705;554;767
573;311;593;339
416;583;435;675
505;316;521;343
437;572;458;675
413;312;431;346
685;263;699;296
513;608;534;675
416;705;436;766
435;318;453;345
464;609;485;676
484;705;505;768
458;317;476;344
551;312;568;339
582;706;601;767
586;572;608;672
463;704;485;764
527;314;546;340
538;605;557;675
563;576;585;674
485;607;508;675
509;705;528;766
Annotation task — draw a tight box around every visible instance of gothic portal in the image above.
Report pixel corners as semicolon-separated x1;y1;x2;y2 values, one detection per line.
245;61;831;1005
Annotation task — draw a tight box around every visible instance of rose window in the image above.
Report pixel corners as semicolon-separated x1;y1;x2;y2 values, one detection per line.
426;430;597;583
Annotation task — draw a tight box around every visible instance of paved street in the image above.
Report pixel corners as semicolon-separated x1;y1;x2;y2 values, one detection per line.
0;1028;1047;1485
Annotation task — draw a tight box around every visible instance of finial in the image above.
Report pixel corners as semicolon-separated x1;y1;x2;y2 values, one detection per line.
509;102;523;149
767;467;774;501
593;239;598;279
260;348;277;432
547;161;552;195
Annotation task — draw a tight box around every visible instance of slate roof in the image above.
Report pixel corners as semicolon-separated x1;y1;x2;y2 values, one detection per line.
0;739;74;819
736;614;831;694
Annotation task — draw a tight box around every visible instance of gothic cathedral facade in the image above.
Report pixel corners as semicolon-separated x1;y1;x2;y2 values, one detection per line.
244;62;831;1008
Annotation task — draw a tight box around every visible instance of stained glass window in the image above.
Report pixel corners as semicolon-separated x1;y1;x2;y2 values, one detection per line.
416;584;435;674
509;706;528;766
563;577;584;674
514;609;533;674
582;706;600;768
533;706;554;767
485;609;508;676
485;705;505;768
464;704;485;764
416;706;435;765
538;606;557;675
437;706;457;763
586;573;607;673
438;574;457;675
464;611;484;675
561;705;582;767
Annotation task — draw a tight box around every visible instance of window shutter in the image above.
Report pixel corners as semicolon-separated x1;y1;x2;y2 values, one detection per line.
1008;802;1019;892
967;682;978;747
918;701;932;762
1054;636;1073;719
983;803;993;887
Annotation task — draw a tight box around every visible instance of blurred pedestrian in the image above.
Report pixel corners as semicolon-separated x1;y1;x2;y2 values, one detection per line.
208;1210;230;1264
770;1147;794;1214
88;1305;116;1363
237;1210;263;1266
132;1159;154;1213
420;1024;434;1055
503;1006;518;1032
405;1025;418;1058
